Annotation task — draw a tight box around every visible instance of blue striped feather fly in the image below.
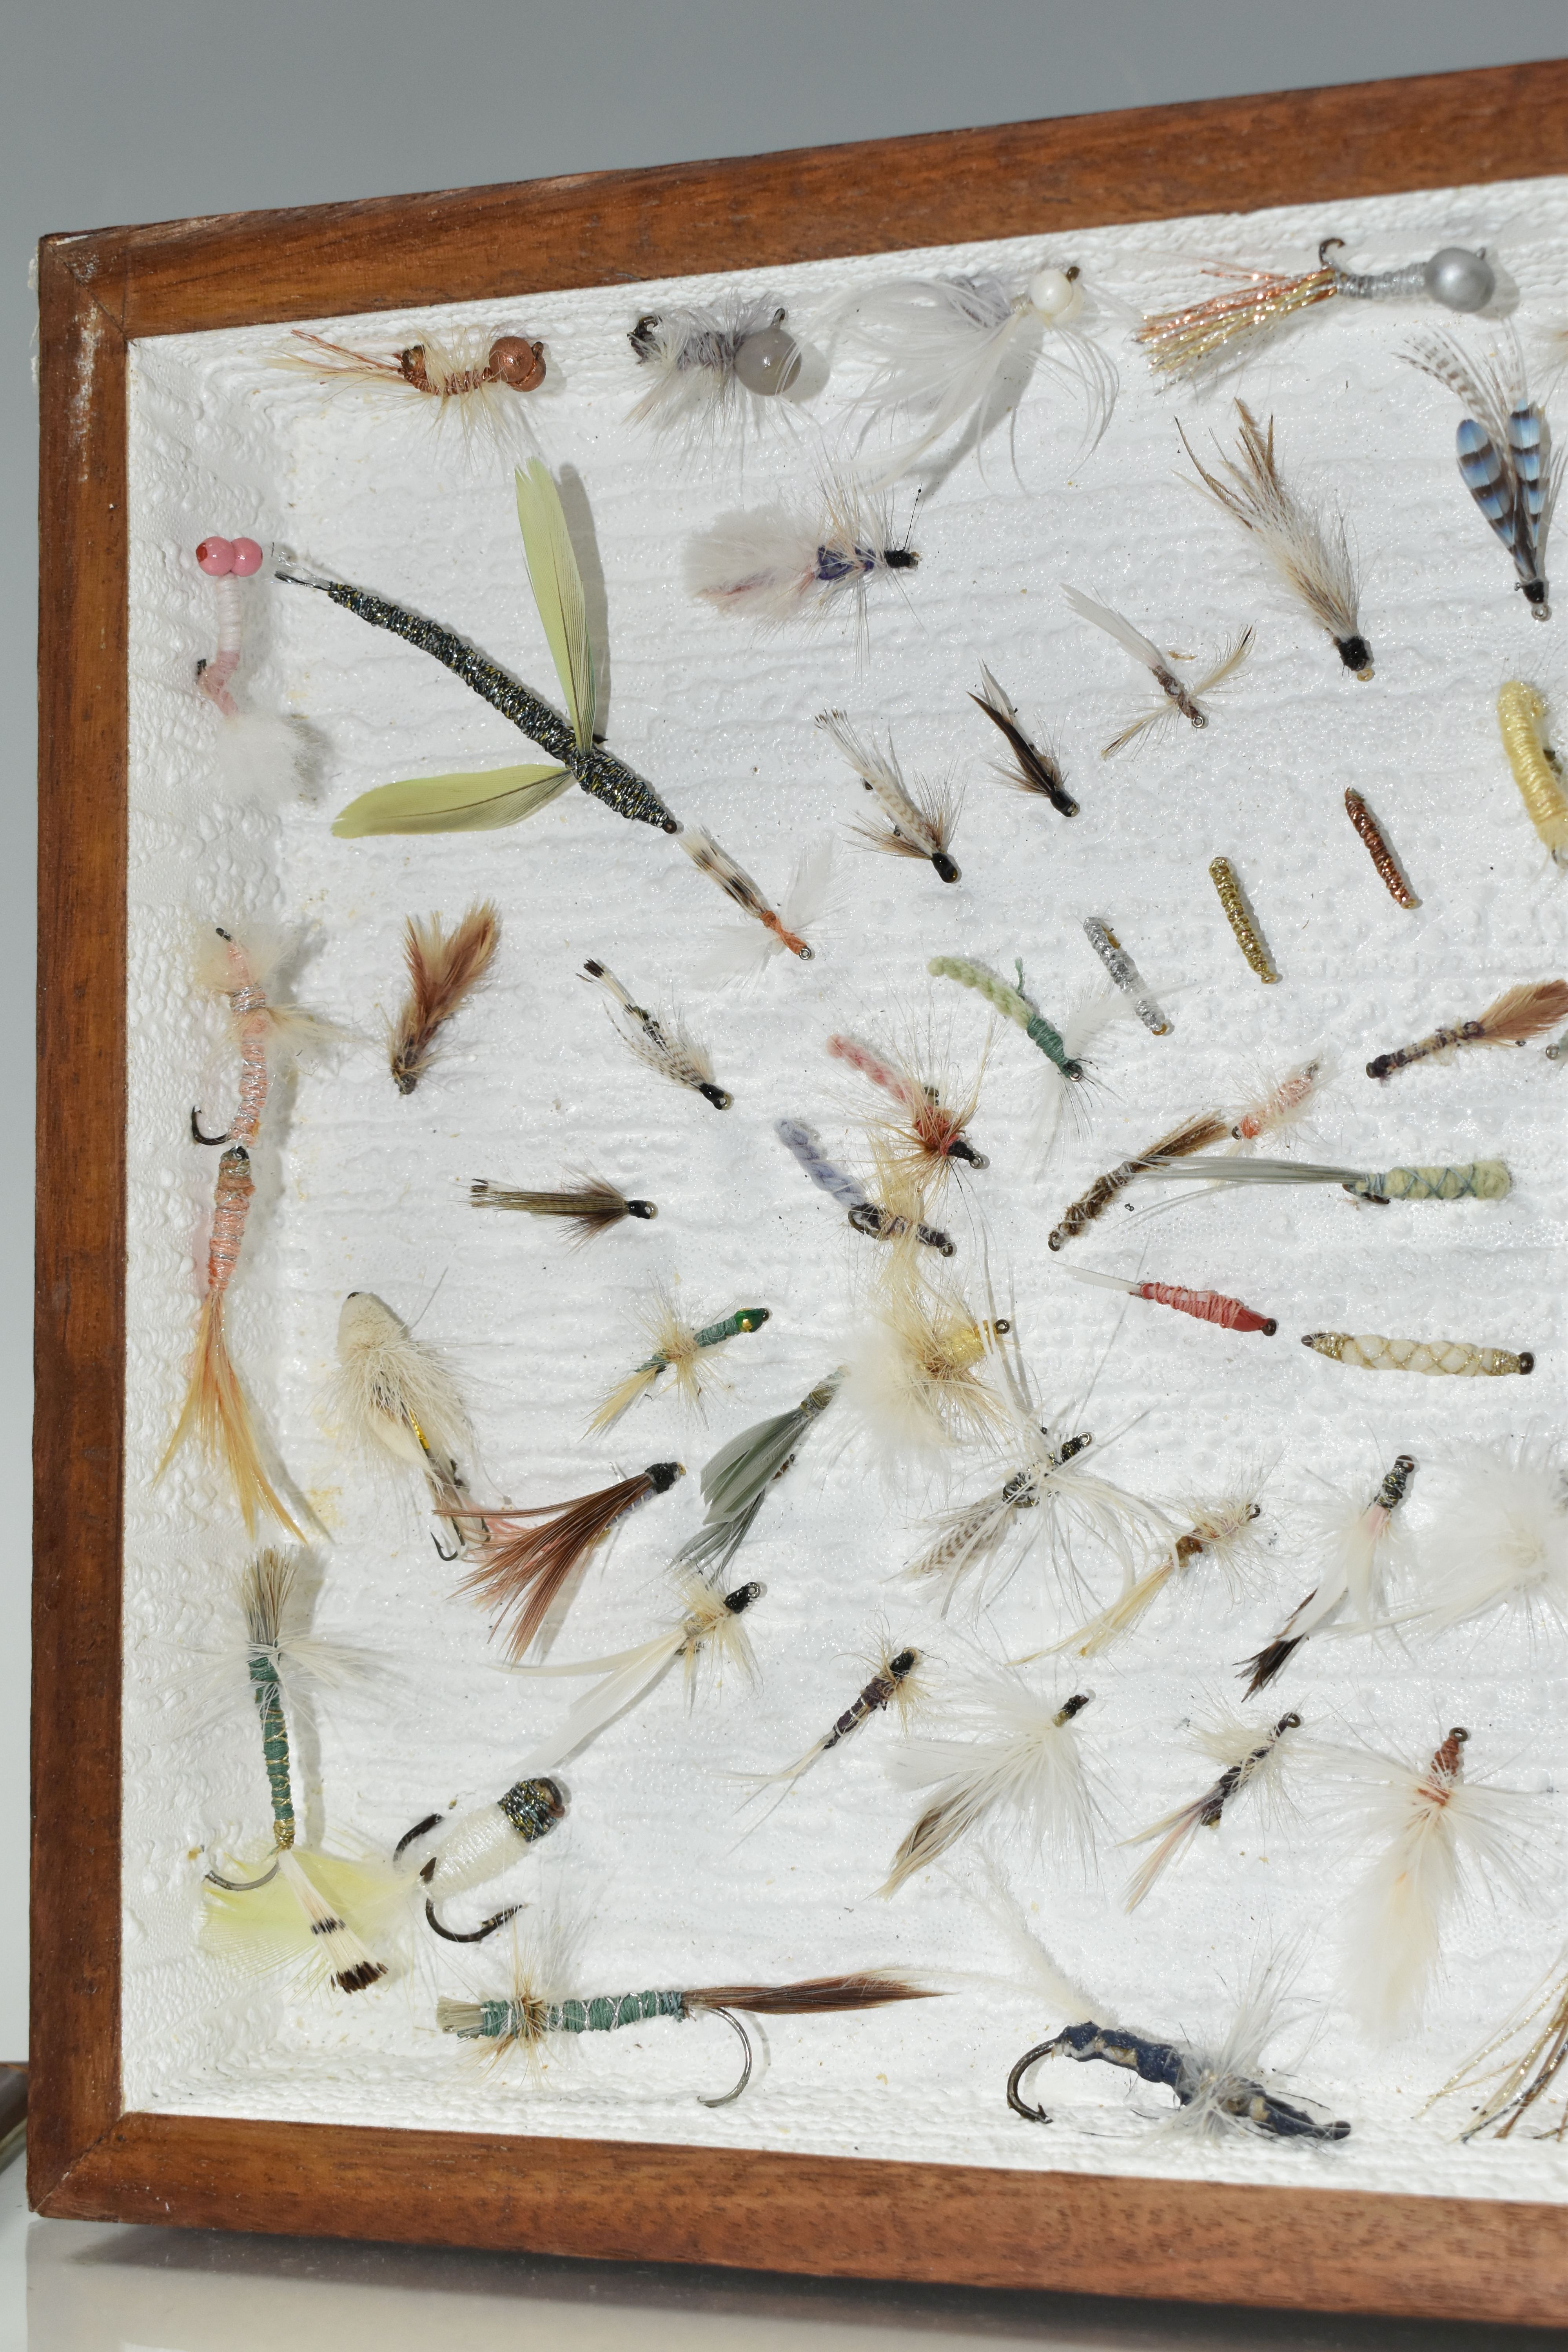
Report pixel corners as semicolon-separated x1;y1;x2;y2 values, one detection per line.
1406;331;1558;619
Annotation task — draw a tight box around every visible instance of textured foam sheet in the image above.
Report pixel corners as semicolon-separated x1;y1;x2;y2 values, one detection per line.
122;173;1568;2206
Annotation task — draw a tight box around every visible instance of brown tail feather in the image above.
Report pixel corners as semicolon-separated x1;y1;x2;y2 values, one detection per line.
455;1472;655;1659
159;1297;303;1538
389;902;500;1093
1478;979;1568;1046
686;1972;938;2016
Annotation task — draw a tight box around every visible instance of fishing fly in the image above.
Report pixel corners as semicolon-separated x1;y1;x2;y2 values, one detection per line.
684;477;919;637
1080;920;1171;1036
469;1172;657;1242
448;1461;685;1662
626;295;805;445
678;831;832;975
193;534;305;802
1178;403;1372;676
160;926;338;1536
1365;980;1568;1079
396;1776;564;1944
1136;236;1497;382
581;959;731;1109
1496;680;1568;864
1416;1441;1568;1636
1439;1951;1568;2140
928;954;1127;1154
1343;791;1419;907
775;1120;955;1255
1301;1330;1534;1378
881;1669;1097;1896
1064;587;1254;756
1055;1480;1269;1657
817;711;961;884
971;665;1076;816
1209;857;1278;982
1135;1152;1513;1204
1122;1709;1301;1911
1229;1056;1327;1144
290;463;680;839
388;902;499;1093
827;257;1116;484
502;1572;766;1774
1316;1725;1539;2040
907;1422;1154;1618
276;323;547;451
826;1030;986;1183
1242;1455;1415;1695
1057;1263;1277;1337
328;1292;482;1542
201;1552;399;1993
437;1916;936;2107
740;1636;924;1809
1405;330;1557;618
589;1288;771;1432
845;1272;1012;1462
1048;1111;1227;1250
673;1368;845;1582
1007;1962;1349;2143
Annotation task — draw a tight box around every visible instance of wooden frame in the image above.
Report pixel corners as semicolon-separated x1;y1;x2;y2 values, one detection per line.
33;59;1568;2323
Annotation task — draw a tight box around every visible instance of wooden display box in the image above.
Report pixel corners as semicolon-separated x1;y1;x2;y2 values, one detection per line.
33;58;1568;2325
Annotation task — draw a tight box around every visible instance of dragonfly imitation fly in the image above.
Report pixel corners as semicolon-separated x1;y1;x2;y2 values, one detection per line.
1317;1726;1539;2040
294;464;680;839
1302;1331;1534;1377
448;1461;685;1662
817;711;961;884
276;325;546;448
388;903;499;1094
1055;1481;1269;1657
1048;1111;1227;1249
1365;979;1568;1079
1122;1710;1301;1912
438;1926;937;2107
503;1572;766;1775
827;258;1116;485
1064;586;1254;756
469;1173;657;1241
1343;791;1419;907
1136;236;1496;382
881;1672;1097;1896
627;295;804;443
1242;1455;1415;1695
971;665;1076;816
674;1370;846;1582
1081;919;1170;1034
1406;331;1557;618
1057;1263;1277;1337
589;1291;771;1432
159;927;339;1537
1208;857;1278;982
201;1552;399;1994
582;959;731;1109
684;479;920;635
1178;403;1372;676
1496;680;1568;864
774;1120;955;1255
396;1776;564;1944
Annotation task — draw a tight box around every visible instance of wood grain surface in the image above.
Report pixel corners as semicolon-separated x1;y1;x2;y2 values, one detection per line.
31;58;1568;2321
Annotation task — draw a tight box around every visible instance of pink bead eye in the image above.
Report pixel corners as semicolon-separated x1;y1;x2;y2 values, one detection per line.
230;537;264;576
196;535;236;575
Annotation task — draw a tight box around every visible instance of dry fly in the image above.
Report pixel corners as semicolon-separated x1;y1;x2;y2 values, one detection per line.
589;1289;771;1432
1366;979;1568;1080
469;1172;657;1243
970;664;1077;816
1405;329;1558;619
827;1029;987;1187
817;710;961;883
1053;1480;1270;1657
1123;1709;1301;1911
581;958;731;1109
881;1669;1097;1896
1229;1054;1327;1145
450;1461;685;1661
388;902;499;1094
1242;1455;1416;1695
275;325;547;454
1064;586;1254;756
737;1635;925;1824
1178;402;1372;676
678;829;832;976
844;1272;1012;1463
685;477;919;638
1049;1111;1228;1251
328;1292;480;1542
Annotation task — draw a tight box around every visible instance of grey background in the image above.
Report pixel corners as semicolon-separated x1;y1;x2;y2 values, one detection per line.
10;8;1566;2341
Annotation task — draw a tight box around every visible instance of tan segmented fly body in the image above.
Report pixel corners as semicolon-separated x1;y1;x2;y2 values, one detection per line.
1497;681;1568;866
1302;1332;1534;1377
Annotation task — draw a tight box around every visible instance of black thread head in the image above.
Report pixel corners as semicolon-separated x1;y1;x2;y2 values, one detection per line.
931;851;960;884
882;546;920;570
628;313;662;360
890;1648;918;1678
724;1581;764;1614
1519;1352;1536;1373
699;1082;733;1110
1261;1318;1279;1335
626;1198;657;1220
1336;633;1374;678
645;1461;684;1494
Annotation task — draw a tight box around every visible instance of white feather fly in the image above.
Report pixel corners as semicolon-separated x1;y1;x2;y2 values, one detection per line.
684;477;919;638
1315;1726;1541;2040
1241;1456;1416;1695
829;262;1117;486
1064;584;1254;757
1418;1442;1568;1634
1052;1475;1270;1657
626;294;806;450
880;1665;1098;1895
1122;1707;1301;1912
327;1292;477;1522
681;831;835;980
